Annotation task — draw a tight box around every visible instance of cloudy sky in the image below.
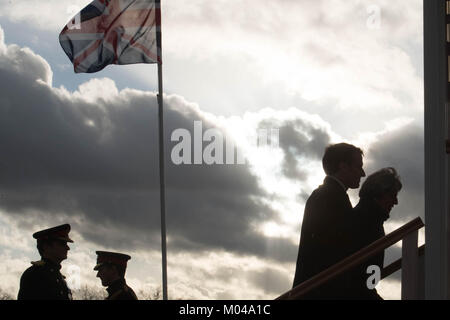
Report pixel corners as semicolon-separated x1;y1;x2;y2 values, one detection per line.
0;0;423;299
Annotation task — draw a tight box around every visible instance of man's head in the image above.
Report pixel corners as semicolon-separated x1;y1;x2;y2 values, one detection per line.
359;167;402;215
322;143;365;189
94;251;130;287
33;224;73;264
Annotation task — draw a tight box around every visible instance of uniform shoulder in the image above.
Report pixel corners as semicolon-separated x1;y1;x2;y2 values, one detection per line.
21;261;46;275
19;261;48;298
21;263;47;285
31;260;46;267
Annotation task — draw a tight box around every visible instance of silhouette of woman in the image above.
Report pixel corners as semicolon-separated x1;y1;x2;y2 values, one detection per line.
348;167;402;300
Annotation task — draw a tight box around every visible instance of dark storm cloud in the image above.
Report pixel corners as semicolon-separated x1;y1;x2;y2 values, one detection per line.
258;118;331;181
0;36;298;261
363;123;424;223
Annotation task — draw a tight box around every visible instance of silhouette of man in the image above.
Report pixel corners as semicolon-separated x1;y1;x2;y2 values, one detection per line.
292;143;365;299
18;224;73;300
94;251;138;300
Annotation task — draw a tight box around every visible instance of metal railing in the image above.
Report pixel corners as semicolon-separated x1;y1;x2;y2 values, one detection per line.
276;217;425;300
381;244;425;280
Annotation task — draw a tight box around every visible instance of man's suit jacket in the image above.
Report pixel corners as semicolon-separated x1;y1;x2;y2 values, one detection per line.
293;176;354;299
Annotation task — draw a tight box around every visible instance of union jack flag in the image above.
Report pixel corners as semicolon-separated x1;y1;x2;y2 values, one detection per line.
59;0;161;73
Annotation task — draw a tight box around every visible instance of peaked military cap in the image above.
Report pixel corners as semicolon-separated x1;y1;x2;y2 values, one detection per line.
94;251;131;271
32;224;73;243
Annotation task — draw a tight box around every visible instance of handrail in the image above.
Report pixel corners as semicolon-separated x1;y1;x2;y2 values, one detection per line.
276;217;424;300
381;244;425;280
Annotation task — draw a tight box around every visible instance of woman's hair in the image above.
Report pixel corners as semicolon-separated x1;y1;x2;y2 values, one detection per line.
359;167;402;199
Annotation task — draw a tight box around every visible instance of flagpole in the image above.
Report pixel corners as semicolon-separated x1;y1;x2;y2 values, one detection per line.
155;0;168;301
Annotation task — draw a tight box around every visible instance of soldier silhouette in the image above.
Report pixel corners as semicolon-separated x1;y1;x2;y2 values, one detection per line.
18;224;73;300
94;251;138;300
